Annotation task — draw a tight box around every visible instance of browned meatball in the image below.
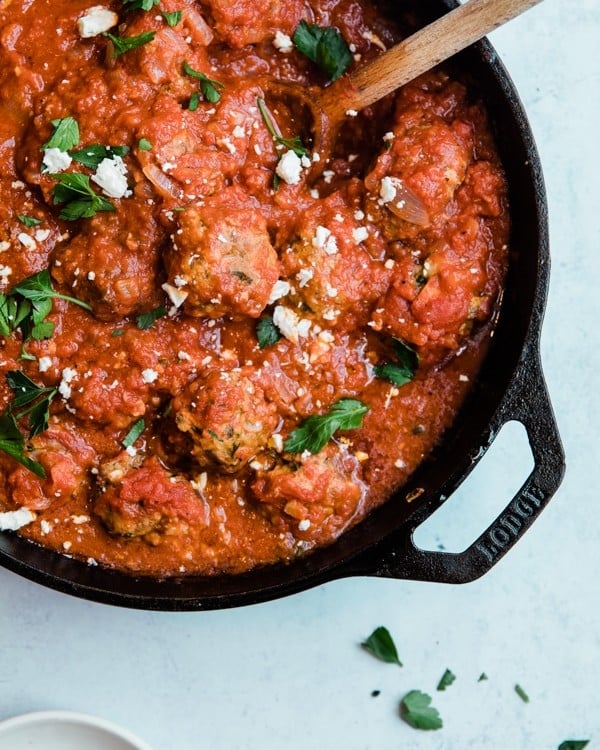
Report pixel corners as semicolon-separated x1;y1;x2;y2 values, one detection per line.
52;202;164;321
251;445;366;540
95;455;208;538
171;368;279;473
205;0;309;48
165;199;280;319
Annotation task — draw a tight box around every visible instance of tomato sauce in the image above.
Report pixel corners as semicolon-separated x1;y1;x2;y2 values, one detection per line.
0;0;508;575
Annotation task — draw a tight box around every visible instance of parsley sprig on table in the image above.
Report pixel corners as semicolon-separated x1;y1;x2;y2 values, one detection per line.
284;398;368;454
293;21;353;82
362;626;403;666
400;690;443;731
183;61;224;103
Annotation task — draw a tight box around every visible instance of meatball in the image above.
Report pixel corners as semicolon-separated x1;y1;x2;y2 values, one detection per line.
205;0;309;48
251;445;366;540
171;368;279;473
94;455;208;538
280;192;390;330
52;202;164;321
165;198;280;319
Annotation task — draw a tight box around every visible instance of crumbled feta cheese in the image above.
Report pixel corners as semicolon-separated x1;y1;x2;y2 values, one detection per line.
38;356;53;372
63;541;72;551
92;156;131;199
345;109;358;117
273;305;312;344
17;233;36;250
42;147;72;173
268;279;291;305
312;225;338;255
298;519;311;531
296;268;314;287
34;228;51;243
162;282;188;308
77;6;118;37
232;125;246;138
71;515;90;525
273;30;294;53
40;520;52;535
276;149;303;185
0;241;10;252
354;209;365;221
125;445;137;457
0;265;12;281
384;258;395;269
380;176;397;203
62;367;77;383
178;350;191;361
0;507;36;532
141;368;158;384
383;131;395;143
394;458;406;469
459;374;470;382
352;226;369;243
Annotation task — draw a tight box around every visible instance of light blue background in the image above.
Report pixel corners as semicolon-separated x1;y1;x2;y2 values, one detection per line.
1;1;598;747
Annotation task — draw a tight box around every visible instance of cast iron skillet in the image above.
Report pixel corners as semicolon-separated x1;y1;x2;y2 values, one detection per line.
0;0;565;610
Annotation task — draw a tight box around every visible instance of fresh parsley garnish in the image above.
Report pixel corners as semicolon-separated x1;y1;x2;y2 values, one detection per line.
374;338;419;387
138;138;152;151
42;116;80;152
361;626;402;666
257;97;308;157
436;668;456;691
105;31;156;58
558;742;590;750
400;690;443;731
162;9;182;26
17;215;42;228
256;316;282;349
70;144;130;169
183;61;224;103
13;269;93;314
50;172;115;220
284;398;368;454
6;371;58;438
122;418;145;448
293;21;353;82
514;684;529;703
478;672;488;682
136;305;167;330
122;0;159;11
0;411;45;477
188;91;200;111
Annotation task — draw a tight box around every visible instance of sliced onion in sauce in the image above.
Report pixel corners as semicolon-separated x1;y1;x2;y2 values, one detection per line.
384;177;429;226
139;158;183;200
185;7;215;46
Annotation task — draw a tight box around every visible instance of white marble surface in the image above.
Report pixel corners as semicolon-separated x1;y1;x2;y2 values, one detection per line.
1;1;598;748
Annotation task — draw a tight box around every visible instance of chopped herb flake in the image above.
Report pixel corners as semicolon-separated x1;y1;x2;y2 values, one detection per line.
6;371;57;438
374;338;419;387
361;626;402;666
436;669;456;691
183;61;224;103
188;91;200;111
293;21;353;82
284;398;368;454
70;143;130;169
105;31;156;58
478;672;489;682
136;305;167;330
0;411;45;477
122;0;159;11
515;684;529;703
138;138;152;151
17;215;42;228
257;97;308;157
122;418;145;448
50;172;115;220
558;742;590;750
42;116;80;152
400;690;443;731
162;10;182;26
256;316;282;349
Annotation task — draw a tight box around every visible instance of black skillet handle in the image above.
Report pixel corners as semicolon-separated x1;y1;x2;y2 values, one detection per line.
367;353;565;584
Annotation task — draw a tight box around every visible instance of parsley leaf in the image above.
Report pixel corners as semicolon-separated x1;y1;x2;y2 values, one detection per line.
70;144;130;169
183;61;224;103
374;338;419;387
50;172;115;220
162;10;182;26
122;0;159;11
437;668;456;691
138;138;152;151
13;269;93;313
558;742;590;750
42;116;80;152
293;21;353;82
478;672;489;682
17;215;42;228
122;417;145;448
256;316;282;349
188;91;200;111
6;371;57;438
105;31;156;58
0;412;45;477
284;398;368;454
257;97;308;157
400;690;443;731
514;684;529;703
136;305;167;330
361;626;402;666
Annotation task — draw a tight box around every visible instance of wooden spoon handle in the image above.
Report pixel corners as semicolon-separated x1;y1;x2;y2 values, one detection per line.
321;0;543;115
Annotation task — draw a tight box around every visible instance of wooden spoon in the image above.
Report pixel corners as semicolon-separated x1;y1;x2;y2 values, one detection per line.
284;0;543;167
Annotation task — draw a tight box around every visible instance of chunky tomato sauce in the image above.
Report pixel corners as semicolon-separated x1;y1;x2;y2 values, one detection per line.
0;0;508;575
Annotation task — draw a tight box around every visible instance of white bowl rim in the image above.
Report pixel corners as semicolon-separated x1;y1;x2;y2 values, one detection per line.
0;710;154;749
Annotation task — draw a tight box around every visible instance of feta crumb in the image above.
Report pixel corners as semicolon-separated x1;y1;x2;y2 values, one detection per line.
353;209;365;221
345;109;358;117
273;305;312;344
125;445;137;457
162;282;188;308
40;520;52;535
77;6;118;37
273;30;294;53
178;350;191;361
34;228;51;243
270;433;284;453
71;515;90;525
141;368;158;384
87;271;96;281
0;241;10;252
384;258;395;269
92;156;131;199
62;367;77;383
394;458;406;469
17;233;36;250
0;507;36;532
355;451;369;462
63;541;72;551
312;225;338;255
296;268;314;287
232;125;246;138
276;149;303;185
380;176;397;203
268;279;291;305
42;147;72;173
298;519;311;531
383;131;395;143
38;356;53;372
352;227;369;243
459;374;470;382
